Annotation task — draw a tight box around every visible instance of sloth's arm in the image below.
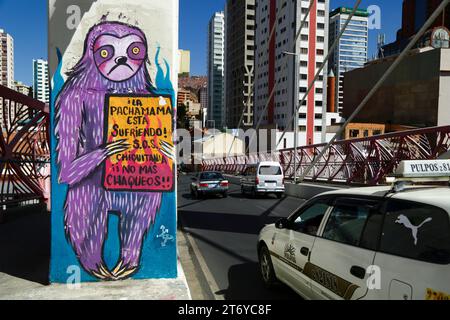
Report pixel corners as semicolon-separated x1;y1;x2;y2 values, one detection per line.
55;89;108;186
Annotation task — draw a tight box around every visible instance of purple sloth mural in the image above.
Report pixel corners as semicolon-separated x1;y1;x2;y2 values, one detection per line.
55;21;166;281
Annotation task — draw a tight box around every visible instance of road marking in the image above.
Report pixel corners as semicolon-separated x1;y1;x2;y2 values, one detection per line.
182;231;224;300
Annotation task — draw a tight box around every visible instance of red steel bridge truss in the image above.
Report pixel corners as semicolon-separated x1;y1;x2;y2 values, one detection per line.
0;85;50;207
202;126;450;185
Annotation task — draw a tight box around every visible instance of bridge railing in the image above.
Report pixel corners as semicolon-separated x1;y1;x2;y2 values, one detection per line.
202;126;450;185
0;85;50;207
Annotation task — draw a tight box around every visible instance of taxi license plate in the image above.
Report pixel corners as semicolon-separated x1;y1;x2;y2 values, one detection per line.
208;184;217;189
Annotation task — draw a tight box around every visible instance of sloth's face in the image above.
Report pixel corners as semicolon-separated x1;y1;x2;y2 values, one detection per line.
93;34;147;82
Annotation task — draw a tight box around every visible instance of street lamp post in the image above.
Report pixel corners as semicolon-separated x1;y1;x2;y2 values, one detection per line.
283;51;300;184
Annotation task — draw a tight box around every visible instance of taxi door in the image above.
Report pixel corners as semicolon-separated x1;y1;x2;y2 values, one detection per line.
370;199;450;300
270;197;333;299
308;197;382;300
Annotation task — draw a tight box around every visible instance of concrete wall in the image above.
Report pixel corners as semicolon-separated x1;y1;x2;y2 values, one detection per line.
49;0;178;283
343;48;447;128
224;174;348;200
285;182;348;200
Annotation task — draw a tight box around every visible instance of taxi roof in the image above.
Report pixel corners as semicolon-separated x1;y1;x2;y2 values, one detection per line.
322;185;450;212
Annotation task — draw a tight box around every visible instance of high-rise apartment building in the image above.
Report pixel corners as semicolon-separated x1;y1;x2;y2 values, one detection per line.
383;0;450;56
207;12;226;129
225;0;256;128
33;59;50;104
397;0;450;40
329;7;369;113
14;81;31;96
0;29;14;89
199;85;208;112
254;0;340;146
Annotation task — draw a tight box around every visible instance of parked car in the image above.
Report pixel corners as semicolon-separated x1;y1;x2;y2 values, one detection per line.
190;171;229;199
257;160;450;300
241;161;285;198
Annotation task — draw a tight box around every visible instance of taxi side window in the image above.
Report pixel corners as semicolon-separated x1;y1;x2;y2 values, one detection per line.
380;200;450;265
291;199;331;236
322;198;381;248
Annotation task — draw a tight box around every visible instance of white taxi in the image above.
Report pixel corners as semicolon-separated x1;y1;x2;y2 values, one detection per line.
258;160;450;300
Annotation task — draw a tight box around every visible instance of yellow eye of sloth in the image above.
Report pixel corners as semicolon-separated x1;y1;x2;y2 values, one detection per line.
100;49;109;58
132;47;140;55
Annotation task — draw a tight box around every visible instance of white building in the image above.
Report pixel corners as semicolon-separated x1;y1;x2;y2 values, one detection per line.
207;11;225;129
276;112;343;150
178;49;190;76
0;29;14;89
329;7;369;113
14;81;30;96
194;130;245;160
33;59;49;103
253;0;336;147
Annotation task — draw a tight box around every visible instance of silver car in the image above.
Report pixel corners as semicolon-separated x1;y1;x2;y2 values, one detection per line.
190;172;229;199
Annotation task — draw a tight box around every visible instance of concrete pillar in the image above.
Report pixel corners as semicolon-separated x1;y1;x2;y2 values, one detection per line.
49;0;178;283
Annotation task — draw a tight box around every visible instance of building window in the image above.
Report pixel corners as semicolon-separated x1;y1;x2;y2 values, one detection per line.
349;129;359;138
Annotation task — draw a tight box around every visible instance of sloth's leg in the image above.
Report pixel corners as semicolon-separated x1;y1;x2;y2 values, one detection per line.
65;185;112;280
113;194;162;280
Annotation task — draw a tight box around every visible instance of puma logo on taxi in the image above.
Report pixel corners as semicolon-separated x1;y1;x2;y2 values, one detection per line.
395;215;432;246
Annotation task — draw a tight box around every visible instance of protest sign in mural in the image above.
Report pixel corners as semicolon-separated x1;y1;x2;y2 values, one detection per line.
103;95;174;192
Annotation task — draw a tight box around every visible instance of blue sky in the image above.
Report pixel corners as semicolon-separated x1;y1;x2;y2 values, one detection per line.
0;0;402;84
0;0;47;86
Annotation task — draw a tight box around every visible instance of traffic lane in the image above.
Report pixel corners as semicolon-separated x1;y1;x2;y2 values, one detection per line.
178;174;303;220
177;174;304;300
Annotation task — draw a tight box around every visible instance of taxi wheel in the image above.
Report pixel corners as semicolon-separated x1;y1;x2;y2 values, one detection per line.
222;192;228;198
259;245;277;288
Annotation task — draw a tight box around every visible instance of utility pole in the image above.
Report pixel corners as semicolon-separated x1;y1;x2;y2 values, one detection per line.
283;51;300;184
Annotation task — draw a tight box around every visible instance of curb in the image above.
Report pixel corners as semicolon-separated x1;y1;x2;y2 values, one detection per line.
177;229;224;300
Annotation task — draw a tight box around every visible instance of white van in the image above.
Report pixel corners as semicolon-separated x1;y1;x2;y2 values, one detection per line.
241;161;285;198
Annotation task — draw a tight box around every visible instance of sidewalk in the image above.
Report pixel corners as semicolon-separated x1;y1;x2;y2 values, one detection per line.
0;261;190;300
0;205;191;300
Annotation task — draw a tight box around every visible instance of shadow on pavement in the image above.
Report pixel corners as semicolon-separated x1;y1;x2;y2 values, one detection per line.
0;204;50;285
216;262;300;300
184;229;254;264
230;193;285;200
179;190;293;235
179;210;281;235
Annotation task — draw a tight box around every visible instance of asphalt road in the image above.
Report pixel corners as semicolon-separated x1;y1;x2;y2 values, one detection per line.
177;173;304;300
